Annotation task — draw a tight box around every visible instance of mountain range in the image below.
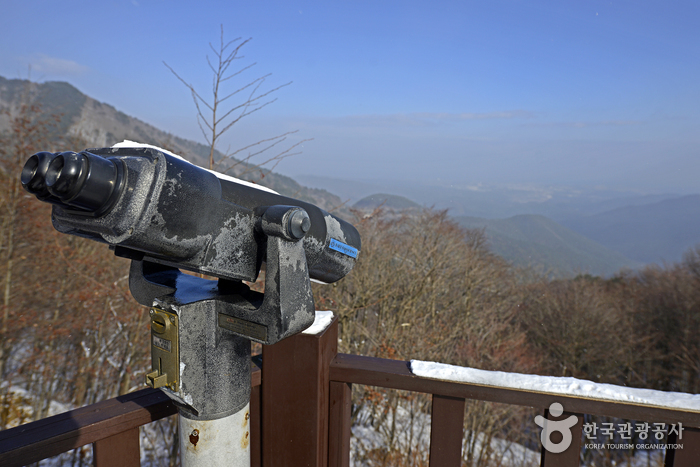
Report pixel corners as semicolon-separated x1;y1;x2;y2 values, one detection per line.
348;188;699;277
560;194;700;264
453;214;643;277
0;76;347;216
3;75;698;277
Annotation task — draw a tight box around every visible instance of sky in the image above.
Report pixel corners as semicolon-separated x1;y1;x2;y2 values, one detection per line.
1;0;699;193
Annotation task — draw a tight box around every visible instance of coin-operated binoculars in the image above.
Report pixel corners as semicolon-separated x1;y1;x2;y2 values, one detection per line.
20;143;360;465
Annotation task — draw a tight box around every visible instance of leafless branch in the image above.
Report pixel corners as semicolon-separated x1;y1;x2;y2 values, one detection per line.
165;25;308;177
233;138;313;178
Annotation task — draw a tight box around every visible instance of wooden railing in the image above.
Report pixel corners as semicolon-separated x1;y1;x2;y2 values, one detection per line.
1;316;699;466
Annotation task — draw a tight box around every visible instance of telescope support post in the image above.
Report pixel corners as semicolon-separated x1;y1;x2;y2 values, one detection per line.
129;205;318;466
179;403;251;465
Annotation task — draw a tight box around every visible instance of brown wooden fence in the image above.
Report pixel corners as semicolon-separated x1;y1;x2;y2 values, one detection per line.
1;316;699;466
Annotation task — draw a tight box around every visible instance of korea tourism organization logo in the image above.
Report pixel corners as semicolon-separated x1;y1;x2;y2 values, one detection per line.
535;402;685;454
534;402;578;453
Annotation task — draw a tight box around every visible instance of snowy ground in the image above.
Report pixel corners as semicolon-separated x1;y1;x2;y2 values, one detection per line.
1;385;71;429
349;401;669;467
618;450;665;467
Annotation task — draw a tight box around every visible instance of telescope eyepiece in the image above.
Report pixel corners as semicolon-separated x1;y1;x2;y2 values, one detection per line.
23;151;124;216
21;152;59;199
45;152;88;200
20;153;41;190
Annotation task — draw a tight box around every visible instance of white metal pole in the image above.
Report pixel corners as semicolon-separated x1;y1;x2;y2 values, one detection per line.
179;402;251;466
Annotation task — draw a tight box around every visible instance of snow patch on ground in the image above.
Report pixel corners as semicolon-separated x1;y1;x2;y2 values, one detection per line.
1;386;71;429
349;403;540;467
618;450;665;467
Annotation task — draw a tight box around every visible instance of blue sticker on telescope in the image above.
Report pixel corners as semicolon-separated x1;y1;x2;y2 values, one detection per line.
329;238;358;258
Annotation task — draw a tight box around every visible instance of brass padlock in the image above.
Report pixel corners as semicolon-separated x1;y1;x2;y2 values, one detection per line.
146;307;179;391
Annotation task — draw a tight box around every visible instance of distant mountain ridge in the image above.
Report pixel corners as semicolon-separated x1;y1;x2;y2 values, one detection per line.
353;193;421;210
0;76;347;216
351;191;642;277
561;194;700;264
454;214;643;277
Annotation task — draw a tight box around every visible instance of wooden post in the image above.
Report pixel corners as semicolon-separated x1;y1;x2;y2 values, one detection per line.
261;316;338;467
328;381;352;467
540;409;583;467
665;426;700;467
250;383;262;467
93;427;140;467
429;395;465;466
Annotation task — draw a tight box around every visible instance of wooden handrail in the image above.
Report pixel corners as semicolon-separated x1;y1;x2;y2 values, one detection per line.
329;352;700;427
328;351;700;467
0;363;262;467
0;388;175;467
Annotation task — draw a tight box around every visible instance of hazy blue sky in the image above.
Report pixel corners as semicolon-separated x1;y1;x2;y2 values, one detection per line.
1;0;698;193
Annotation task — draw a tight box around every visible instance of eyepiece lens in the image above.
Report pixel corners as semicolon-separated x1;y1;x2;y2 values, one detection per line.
21;150;123;215
45;155;66;192
21;155;39;187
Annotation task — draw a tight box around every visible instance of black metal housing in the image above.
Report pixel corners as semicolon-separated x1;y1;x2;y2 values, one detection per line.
21;144;362;423
21;146;360;284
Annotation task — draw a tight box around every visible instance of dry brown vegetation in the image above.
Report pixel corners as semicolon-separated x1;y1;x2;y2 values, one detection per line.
315;208;700;466
313;209;540;466
0;99;168;464
1;101;699;466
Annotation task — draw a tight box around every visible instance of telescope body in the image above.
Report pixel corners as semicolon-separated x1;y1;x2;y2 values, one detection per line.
22;144;361;462
21;146;360;284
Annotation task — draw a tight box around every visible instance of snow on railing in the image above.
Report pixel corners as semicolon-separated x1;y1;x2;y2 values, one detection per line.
410;360;700;413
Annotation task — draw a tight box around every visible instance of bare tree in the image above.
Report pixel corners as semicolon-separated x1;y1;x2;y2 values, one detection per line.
164;25;311;178
0;94;58;385
517;277;640;383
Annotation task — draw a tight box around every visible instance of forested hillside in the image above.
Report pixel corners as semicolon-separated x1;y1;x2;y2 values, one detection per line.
454;214;643;277
315;209;700;466
352;193;643;277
